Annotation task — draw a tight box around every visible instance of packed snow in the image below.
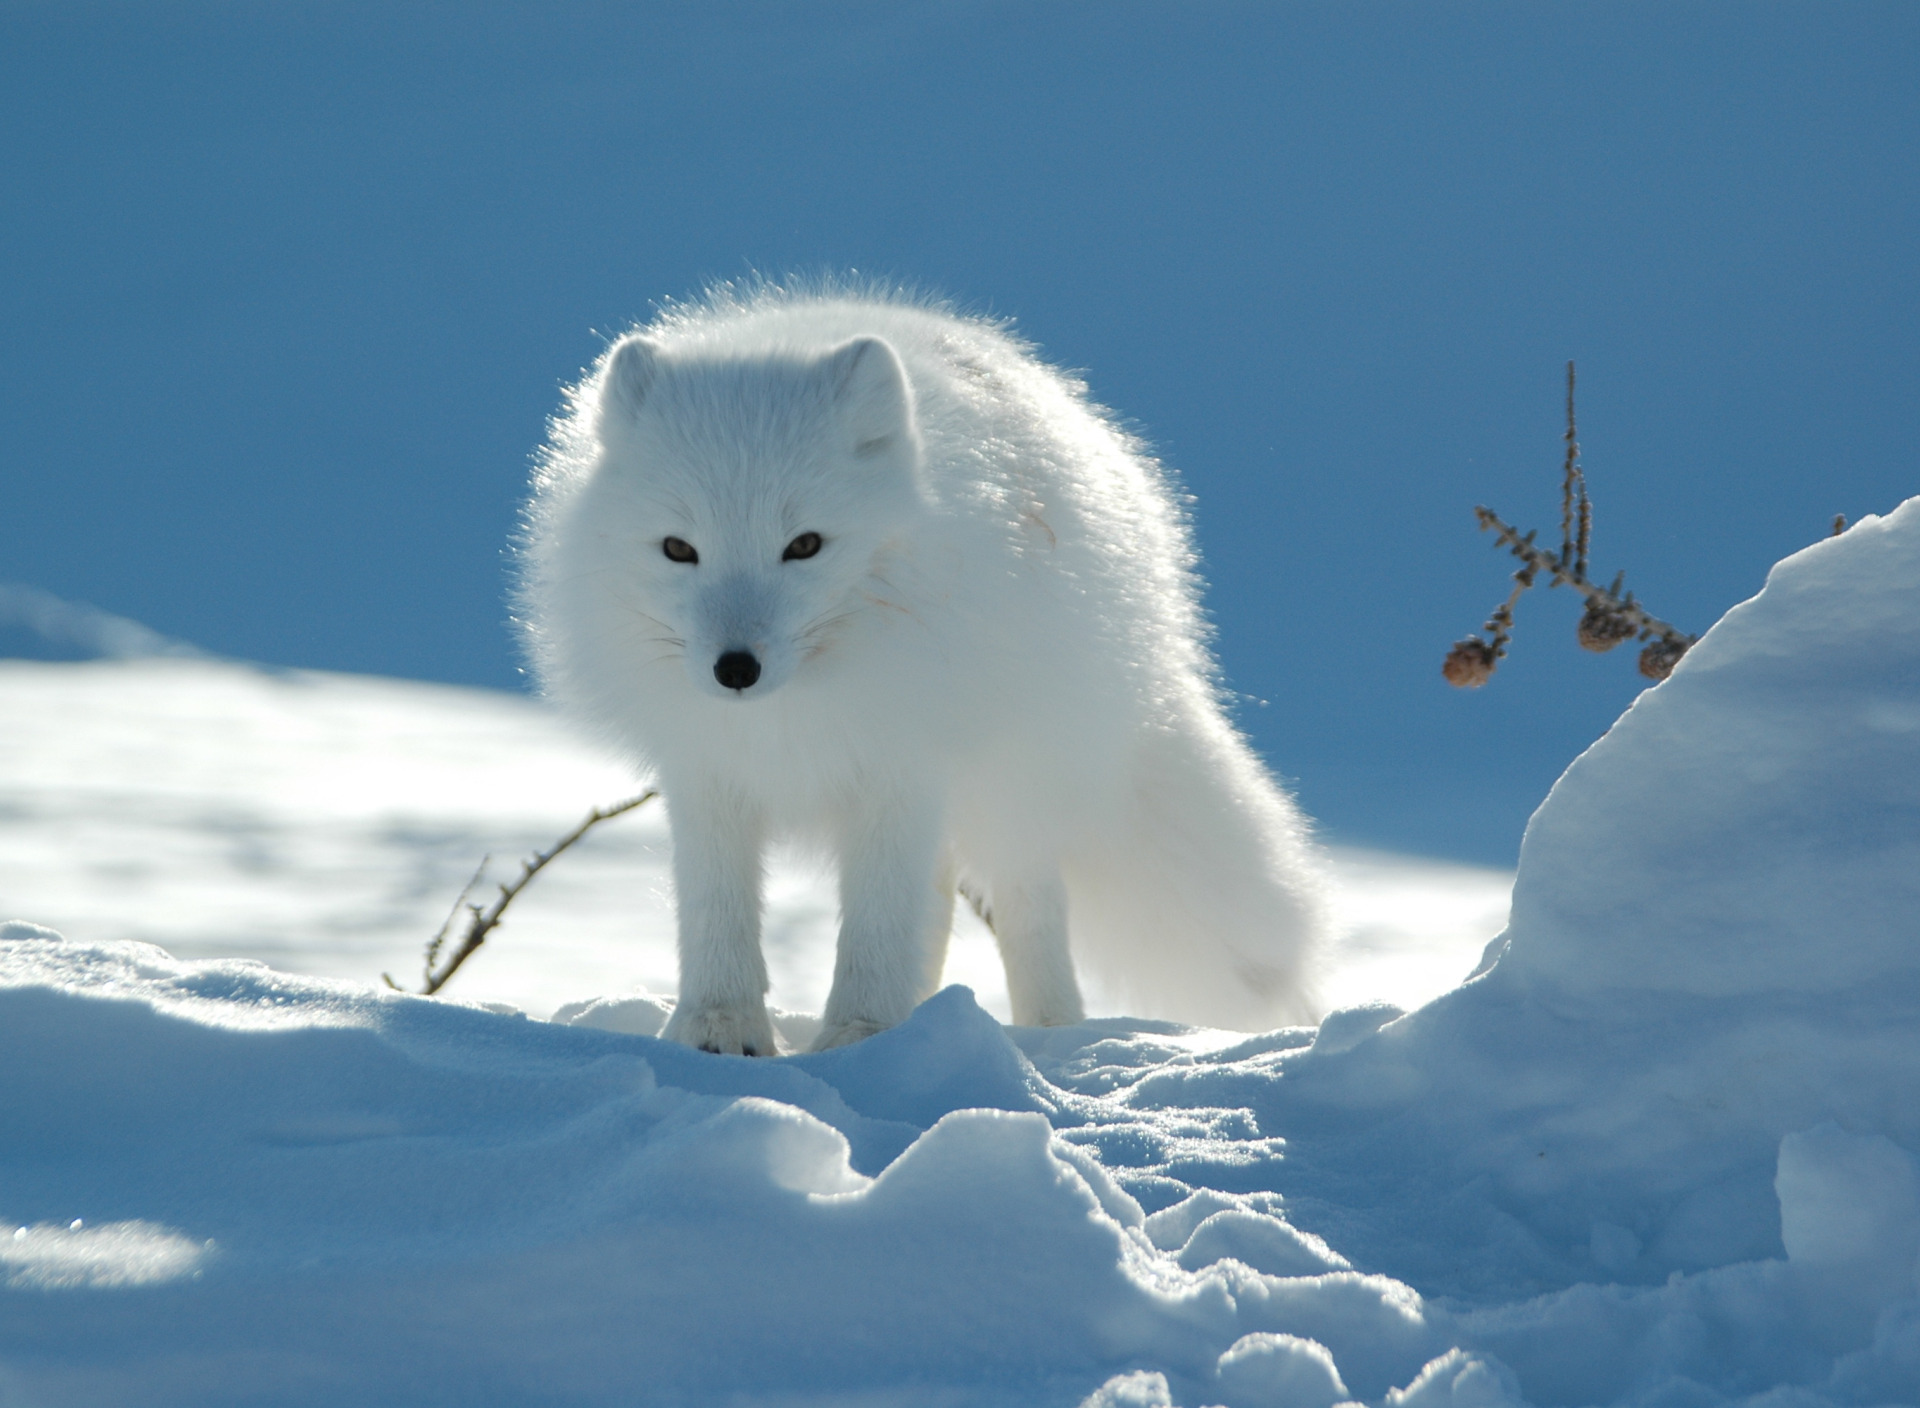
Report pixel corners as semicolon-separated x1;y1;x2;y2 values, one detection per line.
2;497;1916;1406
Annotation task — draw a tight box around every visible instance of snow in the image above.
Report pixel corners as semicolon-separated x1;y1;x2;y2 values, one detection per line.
1;497;1916;1405
0;655;1511;1020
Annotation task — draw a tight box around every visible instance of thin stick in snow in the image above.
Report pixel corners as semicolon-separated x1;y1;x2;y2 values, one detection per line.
1443;362;1697;688
384;791;659;996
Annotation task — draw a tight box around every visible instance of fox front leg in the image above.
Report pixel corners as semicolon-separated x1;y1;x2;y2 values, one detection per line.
968;868;1084;1029
813;791;950;1051
659;781;779;1057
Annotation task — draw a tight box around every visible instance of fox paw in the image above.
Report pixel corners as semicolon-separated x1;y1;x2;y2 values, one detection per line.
662;1002;778;1057
808;1017;892;1052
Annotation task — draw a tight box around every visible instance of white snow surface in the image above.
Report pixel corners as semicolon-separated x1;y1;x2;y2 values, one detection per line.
0;657;1506;1023
2;497;1917;1405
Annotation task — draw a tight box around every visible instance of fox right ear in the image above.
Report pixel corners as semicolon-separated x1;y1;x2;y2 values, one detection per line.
598;336;660;431
825;336;916;458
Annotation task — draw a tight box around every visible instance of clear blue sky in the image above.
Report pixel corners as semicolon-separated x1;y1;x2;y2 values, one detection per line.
3;2;1914;864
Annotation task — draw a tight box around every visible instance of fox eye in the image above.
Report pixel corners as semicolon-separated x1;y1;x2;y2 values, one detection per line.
782;532;823;562
661;536;698;564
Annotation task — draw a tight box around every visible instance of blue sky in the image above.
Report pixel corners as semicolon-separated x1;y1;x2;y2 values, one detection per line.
3;2;1914;864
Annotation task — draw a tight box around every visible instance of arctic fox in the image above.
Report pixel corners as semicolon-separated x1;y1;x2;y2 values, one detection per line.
519;285;1329;1053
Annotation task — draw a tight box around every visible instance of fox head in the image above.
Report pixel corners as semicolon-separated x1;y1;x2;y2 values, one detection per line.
581;332;927;701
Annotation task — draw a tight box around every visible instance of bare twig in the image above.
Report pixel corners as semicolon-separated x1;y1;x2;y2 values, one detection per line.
383;791;658;996
1445;363;1697;687
420;854;491;982
1471;506;1693;654
1560;362;1589;579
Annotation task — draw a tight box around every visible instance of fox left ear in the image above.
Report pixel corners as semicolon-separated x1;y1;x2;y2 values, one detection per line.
596;335;661;441
825;337;917;458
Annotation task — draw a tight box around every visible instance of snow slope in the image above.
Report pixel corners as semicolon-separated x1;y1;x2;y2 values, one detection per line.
2;498;1916;1406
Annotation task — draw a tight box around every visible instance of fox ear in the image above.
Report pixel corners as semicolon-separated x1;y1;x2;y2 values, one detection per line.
598;335;660;433
825;337;916;457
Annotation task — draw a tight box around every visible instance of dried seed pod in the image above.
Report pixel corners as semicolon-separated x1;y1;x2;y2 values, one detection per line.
1576;602;1637;653
1443;638;1498;688
1449;367;1697;691
1637;638;1689;681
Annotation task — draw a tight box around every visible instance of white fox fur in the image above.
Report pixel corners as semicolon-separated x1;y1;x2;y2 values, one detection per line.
518;284;1329;1053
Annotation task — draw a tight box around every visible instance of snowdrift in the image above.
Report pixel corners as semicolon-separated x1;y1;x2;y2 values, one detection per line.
2;498;1916;1406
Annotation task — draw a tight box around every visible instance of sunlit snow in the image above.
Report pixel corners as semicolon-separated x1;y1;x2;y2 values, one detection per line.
0;657;1510;1019
2;497;1916;1407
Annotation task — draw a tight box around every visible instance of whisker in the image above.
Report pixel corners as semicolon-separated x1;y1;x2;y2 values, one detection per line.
798;609;862;643
600;589;684;641
860;592;917;620
627;608;679;634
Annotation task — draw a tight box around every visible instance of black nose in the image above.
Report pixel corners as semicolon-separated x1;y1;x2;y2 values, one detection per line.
713;651;761;691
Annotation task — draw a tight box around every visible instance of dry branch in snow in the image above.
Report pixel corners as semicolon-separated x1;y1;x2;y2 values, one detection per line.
386;791;658;995
1444;363;1697;688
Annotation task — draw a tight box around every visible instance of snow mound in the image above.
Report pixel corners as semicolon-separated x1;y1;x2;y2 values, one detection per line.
1498;495;1920;999
0;932;1448;1405
2;498;1915;1405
